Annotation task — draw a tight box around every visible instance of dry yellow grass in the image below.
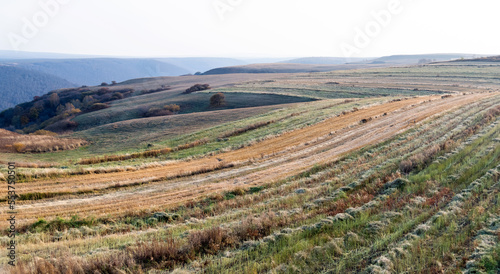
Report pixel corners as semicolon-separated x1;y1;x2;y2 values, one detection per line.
0;129;87;153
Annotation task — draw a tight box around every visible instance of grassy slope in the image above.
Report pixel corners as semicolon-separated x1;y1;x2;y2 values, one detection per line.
6;93;500;273
2;61;500;273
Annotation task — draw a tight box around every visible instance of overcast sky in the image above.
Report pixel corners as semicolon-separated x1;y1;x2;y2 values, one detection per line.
0;0;499;58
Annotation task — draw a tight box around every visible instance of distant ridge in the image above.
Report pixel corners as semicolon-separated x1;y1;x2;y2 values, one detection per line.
12;58;191;86
279;57;370;65
156;57;248;74
449;55;500;62
0;65;76;111
0;50;103;60
364;53;480;64
202;63;391;75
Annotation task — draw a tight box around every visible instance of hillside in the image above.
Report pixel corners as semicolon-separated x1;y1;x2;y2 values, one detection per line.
1;61;500;273
157;57;248;74
0;73;315;133
0;51;250;74
0;56;253;110
12;58;191;86
0;65;76;111
203;63;391;75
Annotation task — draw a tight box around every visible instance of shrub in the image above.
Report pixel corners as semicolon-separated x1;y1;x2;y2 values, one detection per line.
48;93;60;107
112;92;124;100
97;88;111;95
361;117;373;124
45;119;79;132
399;159;413;174
31;218;47;230
188;227;235;255
164;104;181;113
234;214;275;241
140;86;171;95
144;107;173;117
400;144;442;174
231;188;246;196
484;105;500;122
13;142;26;152
20;115;29;125
174;138;209;151
211;193;225;202
184;84;210;94
132;238;183;267
69;108;81;114
210;93;226;108
249;186;264;194
88;103;109;111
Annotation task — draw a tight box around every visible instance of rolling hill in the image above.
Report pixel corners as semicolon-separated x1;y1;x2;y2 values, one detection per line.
157;57;248;74
0;65;76;111
0;54;253;110
1;60;500;273
365;53;481;64
202;63;392;75
279;56;371;64
12;58;191;86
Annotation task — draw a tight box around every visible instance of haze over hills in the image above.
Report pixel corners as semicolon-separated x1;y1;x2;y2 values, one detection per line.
202;63;393;75
0;58;190;110
0;65;76;111
157;57;249;74
3;55;496;135
0;50;103;60
0;51;493;111
363;53;482;64
0;53;249;110
12;58;191;85
278;57;371;65
204;54;486;75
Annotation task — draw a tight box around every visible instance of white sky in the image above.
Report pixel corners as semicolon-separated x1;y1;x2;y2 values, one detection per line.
0;0;499;58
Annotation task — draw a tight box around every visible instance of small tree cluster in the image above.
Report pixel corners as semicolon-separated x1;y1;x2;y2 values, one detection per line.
184;84;211;94
143;104;180;117
164;104;181;113
210;93;226;108
0;85;136;132
140;85;171;95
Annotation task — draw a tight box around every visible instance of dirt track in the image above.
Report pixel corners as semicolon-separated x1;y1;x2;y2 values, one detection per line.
2;93;496;227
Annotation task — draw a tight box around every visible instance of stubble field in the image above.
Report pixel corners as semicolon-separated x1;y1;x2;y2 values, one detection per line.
1;61;500;273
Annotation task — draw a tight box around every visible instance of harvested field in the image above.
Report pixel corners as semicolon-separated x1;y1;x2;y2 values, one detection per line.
2;62;500;273
0;93;495;227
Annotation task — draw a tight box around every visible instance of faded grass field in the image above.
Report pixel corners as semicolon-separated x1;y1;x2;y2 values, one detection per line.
0;129;86;154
